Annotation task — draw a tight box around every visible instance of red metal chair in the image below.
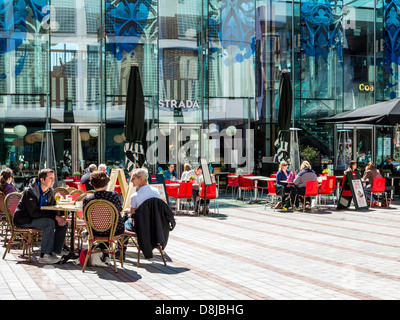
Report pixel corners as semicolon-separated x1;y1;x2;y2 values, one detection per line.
2;193;42;263
238;174;255;203
303;180;320;212
165;180;179;198
196;182;219;214
226;173;239;198
371;177;387;207
265;180;282;210
176;182;193;214
77;184;87;193
319;177;336;207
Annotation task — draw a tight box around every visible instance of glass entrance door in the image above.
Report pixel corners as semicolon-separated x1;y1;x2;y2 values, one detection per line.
52;124;101;179
159;124;201;178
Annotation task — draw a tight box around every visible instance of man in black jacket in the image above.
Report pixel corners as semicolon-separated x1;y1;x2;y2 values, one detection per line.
14;169;68;264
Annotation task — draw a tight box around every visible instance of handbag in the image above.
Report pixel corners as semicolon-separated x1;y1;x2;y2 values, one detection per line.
287;172;296;183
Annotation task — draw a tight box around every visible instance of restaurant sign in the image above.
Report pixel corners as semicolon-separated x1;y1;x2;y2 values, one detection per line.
158;100;200;109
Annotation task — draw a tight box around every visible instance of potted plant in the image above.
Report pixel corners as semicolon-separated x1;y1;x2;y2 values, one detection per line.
73;171;81;181
300;145;320;168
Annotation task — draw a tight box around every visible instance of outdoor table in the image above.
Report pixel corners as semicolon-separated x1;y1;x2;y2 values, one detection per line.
41;202;83;263
214;172;229;190
242;176;270;203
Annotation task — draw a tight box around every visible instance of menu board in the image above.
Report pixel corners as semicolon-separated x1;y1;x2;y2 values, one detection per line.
337;171;369;211
200;157;213;186
351;179;368;208
148;174;169;205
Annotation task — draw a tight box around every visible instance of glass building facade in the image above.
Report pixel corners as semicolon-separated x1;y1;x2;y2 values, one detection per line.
1;0;399;180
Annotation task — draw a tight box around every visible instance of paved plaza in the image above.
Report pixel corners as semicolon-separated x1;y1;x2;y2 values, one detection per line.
1;195;400;302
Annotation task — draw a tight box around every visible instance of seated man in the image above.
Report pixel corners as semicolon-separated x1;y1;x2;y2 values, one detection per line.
124;168;161;232
13;169;68;264
80;164;97;191
121;168;162;260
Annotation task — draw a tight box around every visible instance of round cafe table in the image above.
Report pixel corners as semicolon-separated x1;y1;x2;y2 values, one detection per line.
41;202;83;263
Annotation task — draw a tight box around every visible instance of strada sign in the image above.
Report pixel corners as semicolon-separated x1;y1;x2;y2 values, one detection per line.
158;100;200;109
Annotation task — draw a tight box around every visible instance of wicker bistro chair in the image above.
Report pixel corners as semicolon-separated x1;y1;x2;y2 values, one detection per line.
54;187;69;198
2;193;42;263
82;200;124;273
0;191;8;239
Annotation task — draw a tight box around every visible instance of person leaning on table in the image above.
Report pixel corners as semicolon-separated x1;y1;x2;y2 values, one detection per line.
13;169;68;264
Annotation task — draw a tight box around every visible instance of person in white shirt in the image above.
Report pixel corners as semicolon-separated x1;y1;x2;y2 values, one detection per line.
124;168;161;232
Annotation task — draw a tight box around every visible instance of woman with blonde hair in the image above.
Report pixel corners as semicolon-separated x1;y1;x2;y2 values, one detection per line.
180;163;193;181
284;160;317;211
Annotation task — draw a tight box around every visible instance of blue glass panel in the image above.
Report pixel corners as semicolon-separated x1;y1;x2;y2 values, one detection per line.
300;0;343;64
209;0;256;66
0;0;47;78
105;0;156;60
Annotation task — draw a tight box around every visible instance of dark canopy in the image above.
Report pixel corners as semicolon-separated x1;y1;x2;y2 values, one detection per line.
317;98;400;125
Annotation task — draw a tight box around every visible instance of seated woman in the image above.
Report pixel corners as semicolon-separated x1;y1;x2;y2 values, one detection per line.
344;160;358;174
0;168;18;196
163;163;178;181
363;161;382;207
284;160;317;211
82;170;125;263
274;160;292;209
180;163;193;181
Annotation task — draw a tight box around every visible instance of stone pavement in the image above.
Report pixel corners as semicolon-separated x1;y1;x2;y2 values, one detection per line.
1;195;400;302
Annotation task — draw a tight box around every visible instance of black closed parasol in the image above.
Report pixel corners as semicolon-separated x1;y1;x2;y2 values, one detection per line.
124;64;147;173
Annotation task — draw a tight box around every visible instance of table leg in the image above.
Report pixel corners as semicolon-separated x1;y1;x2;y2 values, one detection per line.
61;211;80;264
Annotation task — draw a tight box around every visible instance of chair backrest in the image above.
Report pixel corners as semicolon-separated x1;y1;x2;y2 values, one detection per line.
70;192;82;201
84;200;118;239
242;174;253;187
227;174;239;186
177;182;192;198
0;191;5;214
54;187;69;197
199;183;217;199
77;184;87;192
305;180;319;196
372;177;386;193
270;174;276;178
327;176;336;189
4;192;22;229
319;179;333;194
267;180;277;195
70;189;83;197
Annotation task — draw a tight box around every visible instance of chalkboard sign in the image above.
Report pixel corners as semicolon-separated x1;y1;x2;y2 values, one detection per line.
148;173;170;206
337;171;368;211
200;157;213;186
